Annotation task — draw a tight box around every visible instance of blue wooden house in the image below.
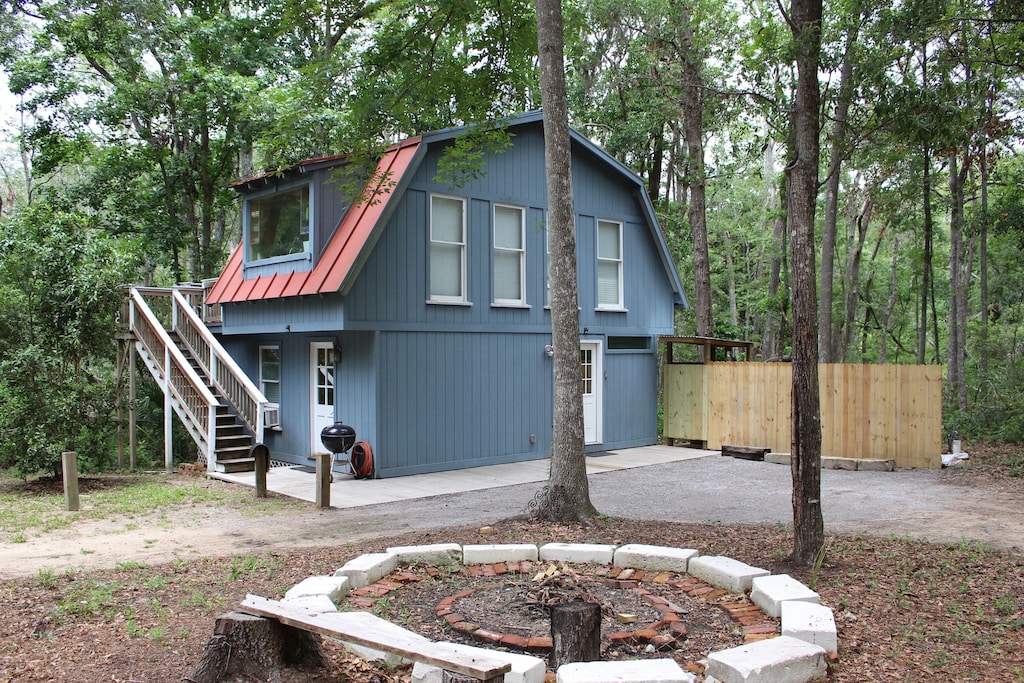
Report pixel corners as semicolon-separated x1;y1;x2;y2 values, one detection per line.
199;111;687;477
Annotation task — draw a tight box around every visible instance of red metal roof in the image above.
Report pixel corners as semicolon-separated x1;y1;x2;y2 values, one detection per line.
207;137;423;305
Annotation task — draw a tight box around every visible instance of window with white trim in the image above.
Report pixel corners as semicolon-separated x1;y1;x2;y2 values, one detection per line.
429;195;467;302
493;204;526;305
597;219;623;309
259;345;281;410
246;184;312;262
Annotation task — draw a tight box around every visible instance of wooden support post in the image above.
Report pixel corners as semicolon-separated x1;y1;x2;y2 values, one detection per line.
129;348;137;470
252;444;270;498
62;451;79;512
550;600;601;668
315;452;332;509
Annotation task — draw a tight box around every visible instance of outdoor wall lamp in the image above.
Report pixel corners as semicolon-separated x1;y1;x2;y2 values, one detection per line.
544;345;555;357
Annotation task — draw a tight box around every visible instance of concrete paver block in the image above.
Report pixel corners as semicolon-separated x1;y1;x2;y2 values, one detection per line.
822;457;858;470
688;555;769;592
280;593;339;613
284;575;350;603
387;543;463;566
706;635;827;683
557;659;695;683
463;543;539;565
782;601;838;654
539;542;616;565
334;552;399;589
764;452;790;465
750;574;820;617
613;544;699;573
413;644;545;683
857;459;895;472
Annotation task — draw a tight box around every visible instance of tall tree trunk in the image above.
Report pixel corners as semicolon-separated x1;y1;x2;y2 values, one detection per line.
762;142;788;361
679;2;713;339
879;232;901;364
918;145;933;365
948;151;969;411
534;0;594;522
979;132;990;375
839;194;871;360
818;21;858;362
786;0;824;566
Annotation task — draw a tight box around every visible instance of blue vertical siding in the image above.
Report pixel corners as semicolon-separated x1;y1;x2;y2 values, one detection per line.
215;118;683;475
374;330;552;477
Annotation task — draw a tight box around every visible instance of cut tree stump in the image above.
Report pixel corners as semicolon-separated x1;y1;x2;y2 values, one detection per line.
550;600;601;668
184;611;329;683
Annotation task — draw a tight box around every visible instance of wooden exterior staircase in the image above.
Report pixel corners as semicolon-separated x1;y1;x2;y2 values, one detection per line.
126;285;277;473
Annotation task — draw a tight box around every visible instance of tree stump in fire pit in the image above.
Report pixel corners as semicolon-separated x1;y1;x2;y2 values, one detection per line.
550;600;601;667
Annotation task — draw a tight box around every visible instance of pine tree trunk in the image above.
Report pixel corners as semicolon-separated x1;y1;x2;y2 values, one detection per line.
818;21;858;362
786;0;824;566
680;4;713;340
535;0;594;522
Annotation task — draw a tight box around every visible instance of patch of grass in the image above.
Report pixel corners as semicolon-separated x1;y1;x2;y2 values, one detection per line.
115;560;148;571
144;574;169;590
0;472;302;542
36;567;58;589
57;580;119;618
227;554;281;581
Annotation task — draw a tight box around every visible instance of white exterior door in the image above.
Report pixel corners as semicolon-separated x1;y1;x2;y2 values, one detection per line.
580;341;603;445
310;342;337;454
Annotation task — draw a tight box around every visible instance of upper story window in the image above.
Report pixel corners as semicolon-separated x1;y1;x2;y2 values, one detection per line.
597;219;624;310
493;204;526;306
429;194;467;303
246;183;312;263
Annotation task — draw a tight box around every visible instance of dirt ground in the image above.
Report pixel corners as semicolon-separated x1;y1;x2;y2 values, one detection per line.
2;444;1022;579
0;443;1022;683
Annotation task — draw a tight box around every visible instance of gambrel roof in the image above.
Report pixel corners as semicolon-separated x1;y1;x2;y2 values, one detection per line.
207;111;687;308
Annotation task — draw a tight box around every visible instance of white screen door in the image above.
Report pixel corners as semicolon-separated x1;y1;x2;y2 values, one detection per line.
311;342;336;454
580;342;603;445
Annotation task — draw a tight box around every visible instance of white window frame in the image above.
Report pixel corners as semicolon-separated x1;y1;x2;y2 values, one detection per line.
258;345;281;415
429;194;468;304
492;203;527;307
596;218;624;310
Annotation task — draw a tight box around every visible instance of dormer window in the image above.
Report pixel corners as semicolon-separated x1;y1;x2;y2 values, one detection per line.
246;183;312;262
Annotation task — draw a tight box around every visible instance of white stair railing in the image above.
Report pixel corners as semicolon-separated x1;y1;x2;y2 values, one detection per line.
170;288;275;442
128;287;219;469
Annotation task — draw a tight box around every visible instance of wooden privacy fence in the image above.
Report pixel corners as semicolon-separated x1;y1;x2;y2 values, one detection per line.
663;362;943;469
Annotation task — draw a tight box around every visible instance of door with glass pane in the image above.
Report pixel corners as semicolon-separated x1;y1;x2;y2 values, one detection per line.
310;342;336;454
580;342;603;445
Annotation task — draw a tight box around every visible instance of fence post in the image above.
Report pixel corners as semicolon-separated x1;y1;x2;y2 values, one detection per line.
315;452;332;509
62;451;80;512
252;444;270;498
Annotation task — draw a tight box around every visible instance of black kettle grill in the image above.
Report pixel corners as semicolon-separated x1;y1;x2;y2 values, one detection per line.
320;422;356;477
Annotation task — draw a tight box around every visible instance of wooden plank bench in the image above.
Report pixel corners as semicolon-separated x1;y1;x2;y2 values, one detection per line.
240;594;512;681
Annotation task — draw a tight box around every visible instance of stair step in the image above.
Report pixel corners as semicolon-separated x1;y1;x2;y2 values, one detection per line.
217;438;252;451
216;457;255;473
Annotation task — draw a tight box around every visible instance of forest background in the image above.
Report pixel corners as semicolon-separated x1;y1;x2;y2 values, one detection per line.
0;0;1021;477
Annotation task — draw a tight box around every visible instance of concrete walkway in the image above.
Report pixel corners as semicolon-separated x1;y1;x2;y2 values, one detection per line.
211;445;715;509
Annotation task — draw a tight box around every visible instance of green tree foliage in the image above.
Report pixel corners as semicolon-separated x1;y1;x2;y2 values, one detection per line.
0;200;132;476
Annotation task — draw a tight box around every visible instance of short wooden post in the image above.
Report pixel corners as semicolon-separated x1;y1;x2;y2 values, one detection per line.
62;451;80;512
252;444;270;498
550;600;601;668
315;452;332;509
